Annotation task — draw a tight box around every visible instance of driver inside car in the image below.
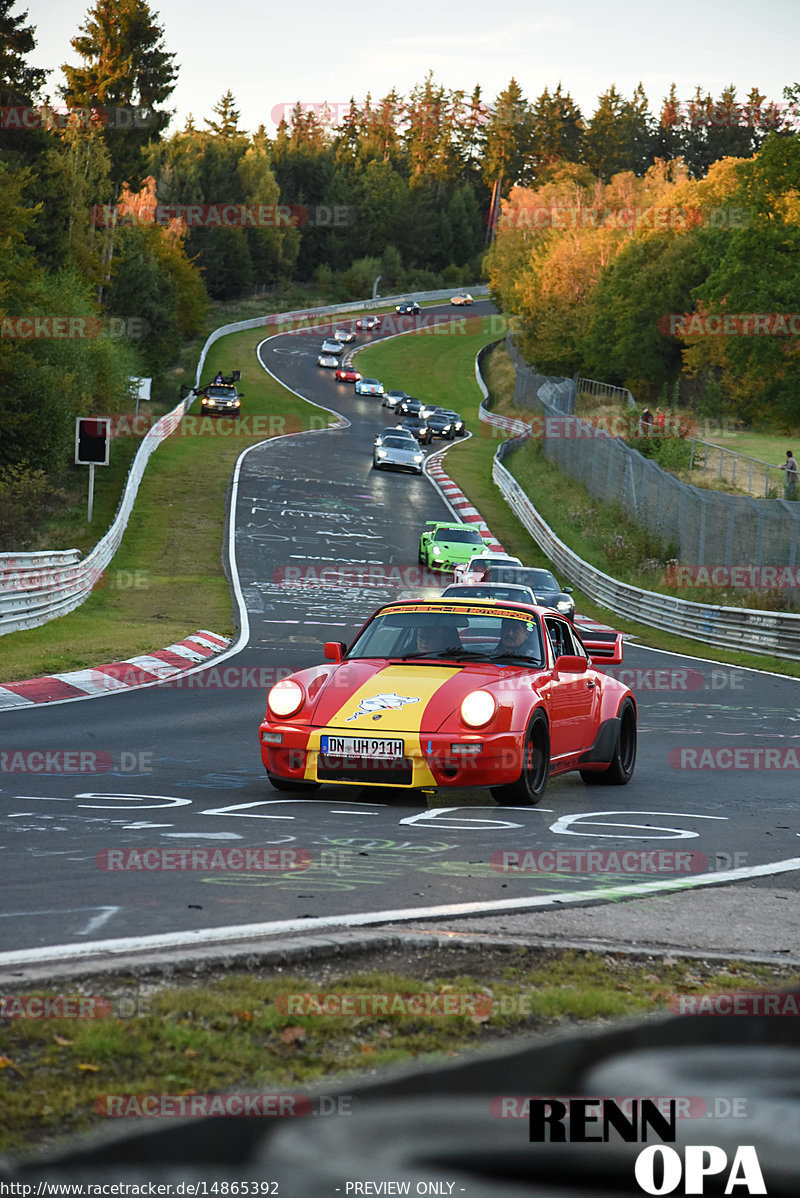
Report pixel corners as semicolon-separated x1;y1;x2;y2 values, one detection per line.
414;622;462;656
496;618;537;659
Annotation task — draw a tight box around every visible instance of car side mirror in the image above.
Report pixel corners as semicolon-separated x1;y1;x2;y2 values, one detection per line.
563;586;574;594
324;642;346;662
555;653;588;674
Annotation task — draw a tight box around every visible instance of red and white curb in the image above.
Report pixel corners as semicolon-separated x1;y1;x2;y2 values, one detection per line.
0;630;231;709
425;457;505;553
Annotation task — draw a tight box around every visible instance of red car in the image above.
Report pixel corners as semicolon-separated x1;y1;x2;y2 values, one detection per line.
258;598;636;805
334;364;362;383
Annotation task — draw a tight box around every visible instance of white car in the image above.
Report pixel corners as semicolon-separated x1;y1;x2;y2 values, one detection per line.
334;328;356;344
441;582;538;605
317;353;339;368
450;293;474;306
320;339;344;355
383;390;408;410
373;436;425;475
453;553;523;584
374;426;416;447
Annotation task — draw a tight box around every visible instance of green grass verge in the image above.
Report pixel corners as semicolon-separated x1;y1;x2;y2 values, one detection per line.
2;952;798;1159
358;332;800;677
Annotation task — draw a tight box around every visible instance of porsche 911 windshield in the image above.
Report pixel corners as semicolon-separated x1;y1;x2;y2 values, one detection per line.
433;529;484;544
346;608;545;665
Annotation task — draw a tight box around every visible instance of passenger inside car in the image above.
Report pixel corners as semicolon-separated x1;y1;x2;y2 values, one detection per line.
496;618;539;659
415;622;462;655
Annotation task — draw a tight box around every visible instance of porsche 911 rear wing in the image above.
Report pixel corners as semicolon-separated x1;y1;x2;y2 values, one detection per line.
581;630;624;666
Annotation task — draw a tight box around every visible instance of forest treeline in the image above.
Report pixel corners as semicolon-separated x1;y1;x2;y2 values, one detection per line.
486;133;800;423
1;0;798;509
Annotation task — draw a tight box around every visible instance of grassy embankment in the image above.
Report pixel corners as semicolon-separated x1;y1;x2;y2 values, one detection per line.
356;331;800;677
2;952;798;1159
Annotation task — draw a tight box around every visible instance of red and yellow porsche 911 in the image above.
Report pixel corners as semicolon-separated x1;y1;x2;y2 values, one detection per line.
258;598;636;805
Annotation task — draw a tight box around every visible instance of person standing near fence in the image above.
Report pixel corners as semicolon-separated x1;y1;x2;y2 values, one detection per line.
779;450;799;499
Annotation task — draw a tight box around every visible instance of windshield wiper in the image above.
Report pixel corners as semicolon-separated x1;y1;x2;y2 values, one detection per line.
492;653;543;666
392;647;467;660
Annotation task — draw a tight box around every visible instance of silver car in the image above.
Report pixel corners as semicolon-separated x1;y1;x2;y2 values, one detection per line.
383;390;408;410
374;426;416;447
334;328;356;343
373;435;425;475
317;353;339;367
320;339;344;355
441;582;539;605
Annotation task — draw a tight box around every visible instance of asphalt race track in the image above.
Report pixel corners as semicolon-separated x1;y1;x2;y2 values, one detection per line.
1;300;799;962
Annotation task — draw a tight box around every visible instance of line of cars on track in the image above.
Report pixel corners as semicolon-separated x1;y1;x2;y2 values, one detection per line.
313;319;469;475
259;520;635;804
371;401;467;473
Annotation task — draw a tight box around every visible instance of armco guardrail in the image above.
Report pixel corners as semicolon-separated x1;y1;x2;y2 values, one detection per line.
0;402;189;636
0;287;488;637
477;353;800;662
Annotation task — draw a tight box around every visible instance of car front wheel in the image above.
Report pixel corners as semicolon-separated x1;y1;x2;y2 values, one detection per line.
490;711;549;806
580;700;637;786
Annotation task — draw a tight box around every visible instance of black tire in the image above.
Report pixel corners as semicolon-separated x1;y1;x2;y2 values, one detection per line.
580;700;637;786
418;545;426;564
267;773;321;793
490;711;549;806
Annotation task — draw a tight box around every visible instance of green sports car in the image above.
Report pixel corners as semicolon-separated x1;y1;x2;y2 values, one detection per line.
418;521;493;571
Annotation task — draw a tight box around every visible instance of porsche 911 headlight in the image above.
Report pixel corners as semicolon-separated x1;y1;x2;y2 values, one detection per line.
376;449;387;458
268;679;304;717
414;454;423;463
556;600;572;611
460;690;496;728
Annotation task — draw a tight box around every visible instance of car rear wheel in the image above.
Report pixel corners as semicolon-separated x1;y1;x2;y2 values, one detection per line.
490;711;549;806
267;773;321;794
580;700;637;786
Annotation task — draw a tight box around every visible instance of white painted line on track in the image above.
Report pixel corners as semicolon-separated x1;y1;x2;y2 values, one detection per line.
2;856;799;968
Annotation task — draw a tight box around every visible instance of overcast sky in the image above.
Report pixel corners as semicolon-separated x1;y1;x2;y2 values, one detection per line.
29;0;800;135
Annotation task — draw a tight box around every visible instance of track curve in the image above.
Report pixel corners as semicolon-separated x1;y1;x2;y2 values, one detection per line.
1;300;798;963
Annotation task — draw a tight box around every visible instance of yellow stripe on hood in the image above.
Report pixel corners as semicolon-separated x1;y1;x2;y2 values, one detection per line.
326;664;462;732
303;664;463;785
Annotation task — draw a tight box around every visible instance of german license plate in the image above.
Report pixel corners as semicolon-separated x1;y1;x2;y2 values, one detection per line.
321;736;404;758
